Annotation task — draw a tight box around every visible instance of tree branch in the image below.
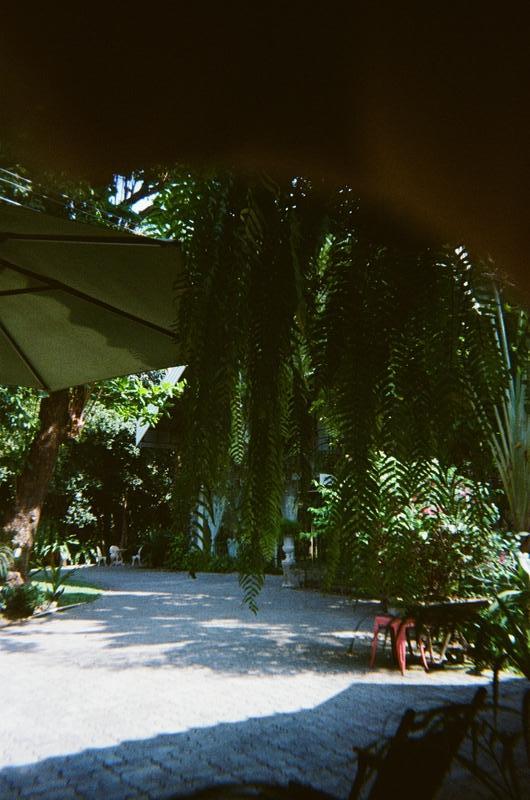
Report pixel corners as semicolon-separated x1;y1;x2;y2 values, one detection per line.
114;179;163;210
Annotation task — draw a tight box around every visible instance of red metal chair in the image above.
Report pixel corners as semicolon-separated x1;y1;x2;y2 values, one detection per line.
370;614;429;674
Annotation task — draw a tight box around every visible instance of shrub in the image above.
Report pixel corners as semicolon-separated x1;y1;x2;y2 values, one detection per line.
467;554;530;680
32;520;79;568
1;582;45;619
208;555;236;573
166;530;191;569
308;454;513;604
138;526;174;567
42;565;73;603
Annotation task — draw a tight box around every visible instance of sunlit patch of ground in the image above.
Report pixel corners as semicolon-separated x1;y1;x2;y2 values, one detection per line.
0;570;526;799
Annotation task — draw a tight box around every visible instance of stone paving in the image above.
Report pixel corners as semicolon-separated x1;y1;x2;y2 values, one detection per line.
0;568;527;799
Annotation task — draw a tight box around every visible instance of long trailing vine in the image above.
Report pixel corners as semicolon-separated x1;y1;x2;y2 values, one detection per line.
0;163;511;606
141;171;507;609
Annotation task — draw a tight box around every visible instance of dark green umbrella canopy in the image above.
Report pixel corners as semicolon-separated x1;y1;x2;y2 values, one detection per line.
0;202;185;391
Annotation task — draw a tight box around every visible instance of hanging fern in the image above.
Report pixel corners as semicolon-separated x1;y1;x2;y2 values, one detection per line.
238;569;265;616
0;544;12;582
143;172;509;608
229;375;246;467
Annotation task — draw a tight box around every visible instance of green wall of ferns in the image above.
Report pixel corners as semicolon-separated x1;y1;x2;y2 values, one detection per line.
142;173;509;607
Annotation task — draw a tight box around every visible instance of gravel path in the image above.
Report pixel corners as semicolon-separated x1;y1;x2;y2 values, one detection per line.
0;568;526;799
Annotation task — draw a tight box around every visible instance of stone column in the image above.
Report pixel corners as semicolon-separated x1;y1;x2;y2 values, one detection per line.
281;476;300;588
281;534;297;587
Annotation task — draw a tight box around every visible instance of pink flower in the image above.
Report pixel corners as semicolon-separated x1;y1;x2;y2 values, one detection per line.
420;505;439;517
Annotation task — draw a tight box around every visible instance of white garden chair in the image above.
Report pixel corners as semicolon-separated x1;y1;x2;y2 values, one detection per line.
95;546;107;566
131;545;143;567
109;545;124;566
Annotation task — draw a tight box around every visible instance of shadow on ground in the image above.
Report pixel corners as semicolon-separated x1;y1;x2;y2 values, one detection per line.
1;570;528;799
1;677;526;800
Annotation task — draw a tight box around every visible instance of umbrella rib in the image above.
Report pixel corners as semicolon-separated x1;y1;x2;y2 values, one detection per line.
0;286;51;297
0;232;177;246
0;320;50;391
0;257;181;340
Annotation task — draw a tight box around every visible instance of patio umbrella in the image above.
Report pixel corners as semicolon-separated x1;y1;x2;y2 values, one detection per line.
0;201;185;391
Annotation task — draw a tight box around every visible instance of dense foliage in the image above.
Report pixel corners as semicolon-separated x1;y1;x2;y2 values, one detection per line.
469;554;530;679
0;386;39;495
1;165;527;611
0;376;177;566
307;456;514;603
139;172;511;607
1;582;44;619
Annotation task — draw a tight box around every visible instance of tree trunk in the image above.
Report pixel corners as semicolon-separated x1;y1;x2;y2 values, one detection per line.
3;386;90;578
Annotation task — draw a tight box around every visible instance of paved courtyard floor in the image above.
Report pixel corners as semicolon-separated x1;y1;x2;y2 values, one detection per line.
0;568;527;799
